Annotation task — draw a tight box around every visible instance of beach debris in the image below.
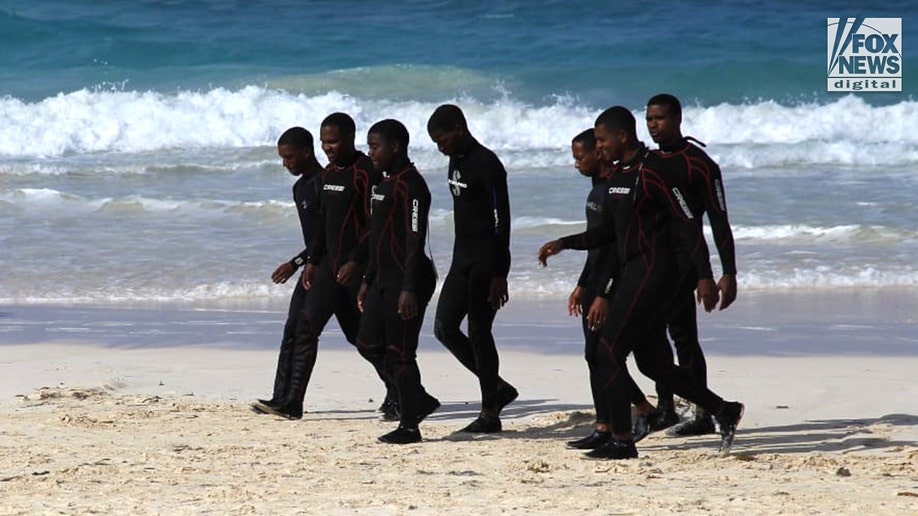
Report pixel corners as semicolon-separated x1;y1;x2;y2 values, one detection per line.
897;491;918;497
775;405;789;409
835;467;852;477
526;459;551;473
22;387;109;403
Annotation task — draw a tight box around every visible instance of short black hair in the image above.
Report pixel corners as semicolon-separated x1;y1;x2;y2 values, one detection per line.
647;93;682;118
595;106;637;139
572;128;596;150
277;126;313;148
368;119;410;148
427;104;467;133
321;112;356;136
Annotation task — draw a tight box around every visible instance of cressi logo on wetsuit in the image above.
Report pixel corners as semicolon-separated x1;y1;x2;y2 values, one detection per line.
671;187;694;220
448;169;468;197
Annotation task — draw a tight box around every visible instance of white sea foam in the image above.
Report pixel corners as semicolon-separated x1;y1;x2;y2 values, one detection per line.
3;265;917;305
2;87;917;170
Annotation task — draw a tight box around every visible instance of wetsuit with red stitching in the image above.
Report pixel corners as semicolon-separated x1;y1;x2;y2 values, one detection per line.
560;146;728;436
433;138;511;412
356;158;437;428
576;170;651;427
289;151;388;407
653;138;736;404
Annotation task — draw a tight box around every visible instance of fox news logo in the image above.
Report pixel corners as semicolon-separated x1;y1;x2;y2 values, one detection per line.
827;18;901;92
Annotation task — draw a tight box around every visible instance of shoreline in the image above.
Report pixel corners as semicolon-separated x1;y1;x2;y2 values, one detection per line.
2;287;916;355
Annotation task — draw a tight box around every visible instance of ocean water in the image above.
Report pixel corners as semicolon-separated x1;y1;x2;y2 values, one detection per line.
1;0;917;305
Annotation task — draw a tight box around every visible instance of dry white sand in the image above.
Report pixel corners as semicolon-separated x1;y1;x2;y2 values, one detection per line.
0;293;916;514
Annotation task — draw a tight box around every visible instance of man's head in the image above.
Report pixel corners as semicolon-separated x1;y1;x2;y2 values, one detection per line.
367;119;409;173
427;104;470;157
277;126;315;176
645;93;683;147
571;128;601;177
320;112;357;166
594;106;637;162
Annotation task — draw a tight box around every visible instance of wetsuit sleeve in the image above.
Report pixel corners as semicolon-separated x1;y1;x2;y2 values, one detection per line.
485;161;512;278
402;175;431;293
576;260;590;288
559;223;615;250
703;163;737;275
362;241;377;286
290;250;308;269
594;250;618;299
642;167;714;280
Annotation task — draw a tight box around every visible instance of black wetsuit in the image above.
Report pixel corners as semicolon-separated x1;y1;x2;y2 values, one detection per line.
577;171;621;426
279;151;388;415
268;170;321;403
560;145;728;436
433;138;511;412
653;138;737;410
356;158;437;428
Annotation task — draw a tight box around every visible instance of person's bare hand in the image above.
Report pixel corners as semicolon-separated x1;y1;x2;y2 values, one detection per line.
537;240;564;267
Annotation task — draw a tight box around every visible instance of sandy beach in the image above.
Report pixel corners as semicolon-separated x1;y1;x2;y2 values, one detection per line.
1;292;916;515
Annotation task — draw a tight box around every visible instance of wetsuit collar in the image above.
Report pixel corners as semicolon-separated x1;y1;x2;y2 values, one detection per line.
453;136;479;159
381;155;412;178
658;136;707;154
619;142;649;171
658;137;689;154
333;149;361;169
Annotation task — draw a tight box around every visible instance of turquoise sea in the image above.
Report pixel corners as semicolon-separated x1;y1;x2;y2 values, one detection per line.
1;0;917;304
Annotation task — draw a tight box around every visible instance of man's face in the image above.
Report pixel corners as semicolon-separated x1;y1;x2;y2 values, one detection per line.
277;144;310;176
571;141;600;177
594;124;625;162
320;125;354;165
366;132;397;172
428;126;464;157
645;104;681;146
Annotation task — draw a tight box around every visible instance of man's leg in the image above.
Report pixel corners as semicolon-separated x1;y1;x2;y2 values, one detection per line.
336;280;396;416
435;266;517;421
254;280;308;412
263;267;338;419
354;286;395;419
665;289;716;436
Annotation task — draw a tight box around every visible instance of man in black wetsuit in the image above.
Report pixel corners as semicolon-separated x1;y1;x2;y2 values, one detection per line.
427;104;518;433
562;129;664;450
356;119;440;444
538;106;743;459
256;113;391;420
251;127;323;416
644;93;739;437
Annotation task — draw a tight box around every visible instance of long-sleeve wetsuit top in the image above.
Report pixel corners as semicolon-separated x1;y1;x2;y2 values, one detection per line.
290;171;322;268
654;138;736;275
308;151;380;271
447;138;511;277
576;170;620;297
560;145;713;281
363;159;435;293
